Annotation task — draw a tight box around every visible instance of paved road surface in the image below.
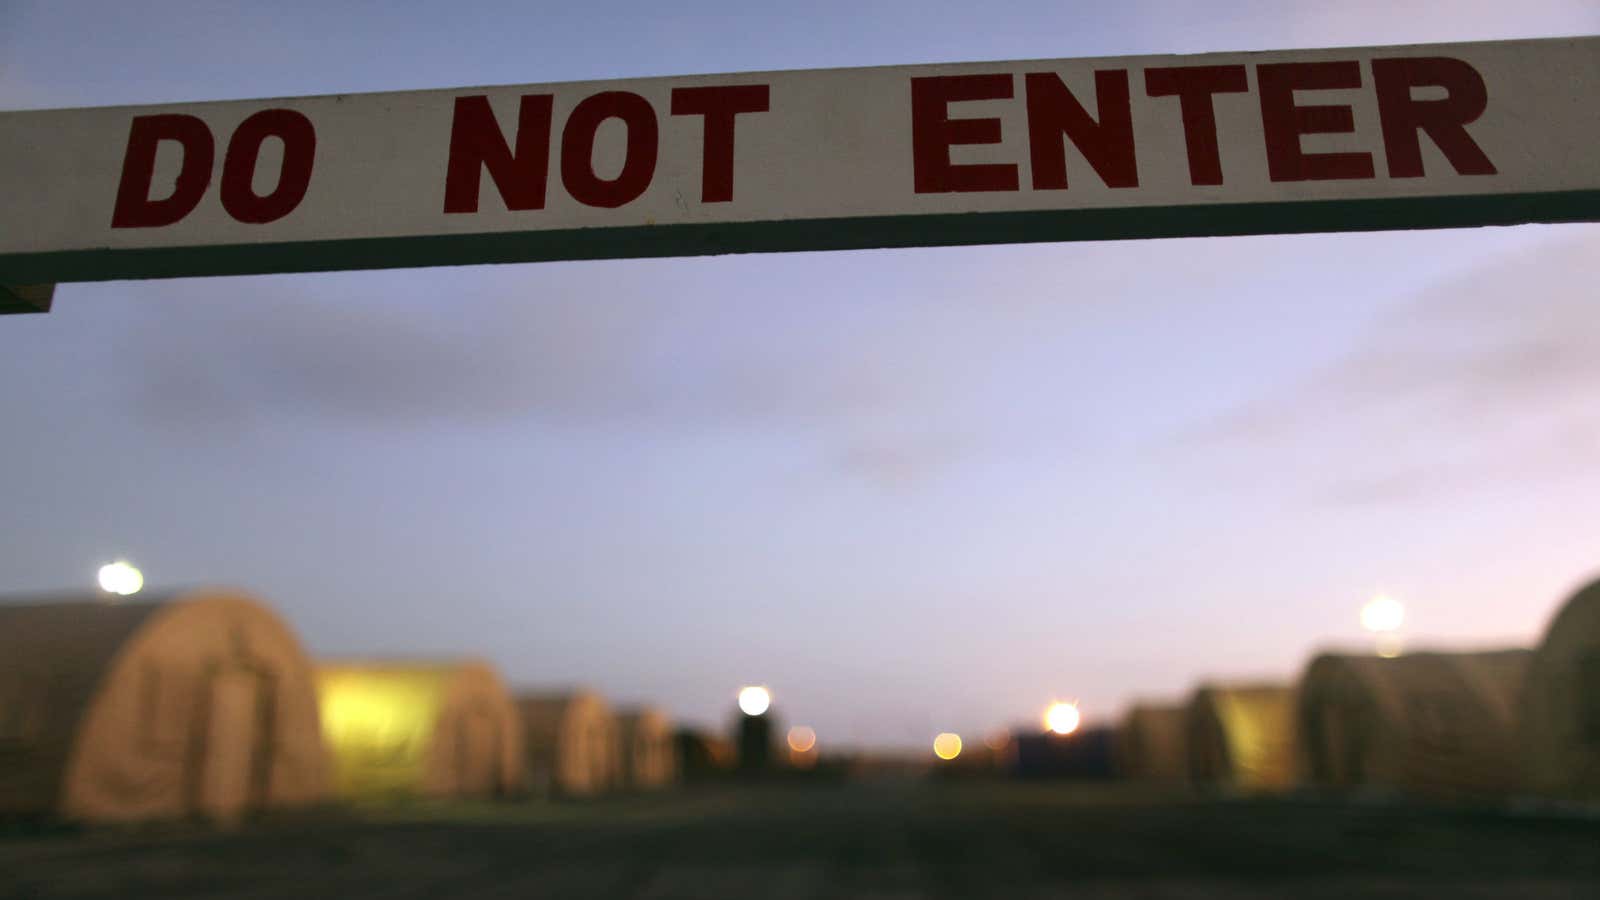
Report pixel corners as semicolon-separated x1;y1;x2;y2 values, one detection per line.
2;782;1597;898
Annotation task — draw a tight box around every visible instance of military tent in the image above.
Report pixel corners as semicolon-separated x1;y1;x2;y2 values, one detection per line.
1298;648;1530;799
0;589;328;823
1186;683;1297;792
1115;703;1188;782
518;691;616;797
316;660;522;800
1521;578;1600;802
615;707;677;790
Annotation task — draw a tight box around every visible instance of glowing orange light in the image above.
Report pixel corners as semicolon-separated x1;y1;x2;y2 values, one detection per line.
1045;702;1081;736
984;730;1011;751
787;725;817;753
933;732;962;760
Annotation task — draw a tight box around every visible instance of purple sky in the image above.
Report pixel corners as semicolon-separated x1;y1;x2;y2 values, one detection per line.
3;1;1599;749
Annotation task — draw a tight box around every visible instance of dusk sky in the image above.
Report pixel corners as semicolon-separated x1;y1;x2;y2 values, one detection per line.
3;1;1600;749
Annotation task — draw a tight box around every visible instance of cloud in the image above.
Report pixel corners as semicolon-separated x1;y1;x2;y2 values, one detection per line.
110;264;897;432
1178;229;1600;505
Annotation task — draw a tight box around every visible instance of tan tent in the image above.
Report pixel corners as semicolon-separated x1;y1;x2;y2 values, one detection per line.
615;707;678;790
1115;703;1188;781
1297;648;1530;799
316;660;522;801
1522;578;1600;802
1186;683;1297;792
518;691;616;797
0;589;329;823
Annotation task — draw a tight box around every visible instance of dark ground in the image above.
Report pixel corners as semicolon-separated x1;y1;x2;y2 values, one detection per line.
2;782;1597;899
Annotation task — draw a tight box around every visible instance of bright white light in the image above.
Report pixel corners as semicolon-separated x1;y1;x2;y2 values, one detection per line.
1361;595;1405;633
97;561;144;597
737;686;771;716
1375;632;1404;658
1045;702;1081;736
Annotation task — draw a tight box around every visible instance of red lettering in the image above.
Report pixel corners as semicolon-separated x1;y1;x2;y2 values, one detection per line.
670;84;770;203
1257;61;1375;182
444;95;555;213
560;91;659;209
1024;70;1138;190
110;114;214;228
911;74;1019;193
218;109;316;224
1372;57;1496;178
1144;65;1249;186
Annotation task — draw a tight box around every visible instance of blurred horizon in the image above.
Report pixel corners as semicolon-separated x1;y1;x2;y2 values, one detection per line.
4;1;1600;751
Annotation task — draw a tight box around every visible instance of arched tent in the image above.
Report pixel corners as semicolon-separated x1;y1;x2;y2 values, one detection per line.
1298;648;1530;799
1115;703;1188;782
615;707;678;790
1522;578;1600;802
0;589;328;823
518;691;616;797
316;660;522;801
1186;683;1297;792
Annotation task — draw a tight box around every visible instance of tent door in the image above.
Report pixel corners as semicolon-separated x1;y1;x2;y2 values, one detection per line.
196;668;262;822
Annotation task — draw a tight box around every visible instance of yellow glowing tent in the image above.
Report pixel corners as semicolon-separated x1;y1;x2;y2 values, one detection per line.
518;691;616;797
315;660;523;801
1115;703;1188;782
1297;648;1530;799
0;589;329;823
1186;683;1297;792
1522;578;1600;802
615;707;678;790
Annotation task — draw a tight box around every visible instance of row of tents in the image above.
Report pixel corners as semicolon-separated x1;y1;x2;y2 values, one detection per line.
1112;577;1600;804
0;588;678;824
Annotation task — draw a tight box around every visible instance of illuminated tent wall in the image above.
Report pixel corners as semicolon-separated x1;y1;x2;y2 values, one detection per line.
1185;683;1297;792
1522;578;1600;802
1115;703;1188;782
0;590;329;823
615;707;678;790
518;691;616;797
316;660;522;800
1297;648;1530;799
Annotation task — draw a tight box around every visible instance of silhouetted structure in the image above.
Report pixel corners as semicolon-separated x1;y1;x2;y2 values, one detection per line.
1298;649;1529;799
1186;683;1297;792
1011;729;1117;780
0;590;328;823
318;660;522;801
674;728;734;781
1115;703;1188;782
1522;577;1600;803
735;706;779;774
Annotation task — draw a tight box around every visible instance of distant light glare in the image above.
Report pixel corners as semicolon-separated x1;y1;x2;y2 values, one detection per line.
1045;702;1081;736
1361;594;1405;633
1375;632;1404;658
933;732;963;761
737;686;771;716
984;730;1011;751
97;561;143;596
787;726;817;753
